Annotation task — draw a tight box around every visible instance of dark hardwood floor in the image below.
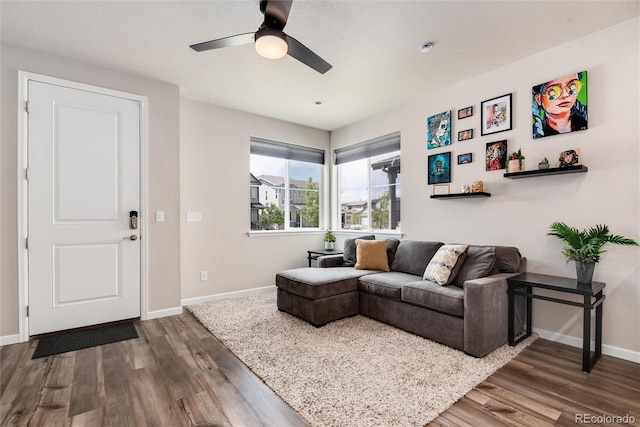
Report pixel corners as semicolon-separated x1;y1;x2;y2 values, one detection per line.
2;311;638;426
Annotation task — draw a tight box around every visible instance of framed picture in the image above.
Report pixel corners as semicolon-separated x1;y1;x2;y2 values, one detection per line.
457;153;473;164
428;152;451;184
427;111;451;149
458;129;473;141
559;149;581;168
458;106;473;119
481;93;512;136
485;140;507;171
532;71;587;139
432;184;450;195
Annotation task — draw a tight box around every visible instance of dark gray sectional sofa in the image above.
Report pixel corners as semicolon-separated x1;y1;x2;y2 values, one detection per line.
276;236;525;357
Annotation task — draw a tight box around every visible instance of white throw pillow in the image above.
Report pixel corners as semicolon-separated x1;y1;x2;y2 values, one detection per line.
423;244;469;285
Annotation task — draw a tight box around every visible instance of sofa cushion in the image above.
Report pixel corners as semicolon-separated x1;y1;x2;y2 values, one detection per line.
494;246;522;273
423;244;468;285
355;239;390;271
386;238;401;266
358;272;422;301
390;240;444;276
402;281;465;317
453;246;497;287
276;267;376;299
343;235;375;266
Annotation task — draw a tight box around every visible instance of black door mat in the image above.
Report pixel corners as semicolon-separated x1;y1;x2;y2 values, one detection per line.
32;322;138;359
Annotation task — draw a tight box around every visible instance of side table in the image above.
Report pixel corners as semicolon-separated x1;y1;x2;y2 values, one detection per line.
507;272;605;373
307;249;343;267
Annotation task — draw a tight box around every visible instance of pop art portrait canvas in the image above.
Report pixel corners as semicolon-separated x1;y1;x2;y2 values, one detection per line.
427;111;451;149
532;71;588;139
485;140;507;171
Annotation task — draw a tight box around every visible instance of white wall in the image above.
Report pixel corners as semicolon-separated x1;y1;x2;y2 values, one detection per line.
179;99;331;301
331;18;640;356
1;44;182;337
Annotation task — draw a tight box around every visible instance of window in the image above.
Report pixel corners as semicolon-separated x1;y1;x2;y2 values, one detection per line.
336;132;401;232
250;137;324;231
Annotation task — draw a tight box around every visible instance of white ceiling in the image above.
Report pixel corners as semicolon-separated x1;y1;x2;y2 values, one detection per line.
2;1;638;131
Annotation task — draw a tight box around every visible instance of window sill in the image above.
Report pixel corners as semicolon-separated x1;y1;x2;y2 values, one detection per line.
247;230;325;238
334;230;404;239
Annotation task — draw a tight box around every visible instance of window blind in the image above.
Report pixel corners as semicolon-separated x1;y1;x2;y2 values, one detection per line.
250;137;325;165
334;131;401;165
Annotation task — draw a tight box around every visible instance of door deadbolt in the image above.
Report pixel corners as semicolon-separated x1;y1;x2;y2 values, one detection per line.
129;210;138;230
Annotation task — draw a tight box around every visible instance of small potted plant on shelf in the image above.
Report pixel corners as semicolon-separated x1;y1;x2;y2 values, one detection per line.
538;157;550;170
507;149;525;172
324;230;336;250
547;222;638;284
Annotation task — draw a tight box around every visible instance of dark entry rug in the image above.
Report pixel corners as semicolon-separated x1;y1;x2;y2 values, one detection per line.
32;322;138;359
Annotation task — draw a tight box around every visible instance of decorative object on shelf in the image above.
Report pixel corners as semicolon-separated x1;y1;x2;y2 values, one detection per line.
533;71;588;139
432;184;450;195
472;181;484;193
457;129;473;141
547;222;638;284
559;148;581;168
324;230;336;250
428;152;452;184
485;140;507;171
458;106;473;119
427;111;451;149
457;153;472;164
507;148;525;172
481;93;512;136
538;157;550;169
461;185;471;193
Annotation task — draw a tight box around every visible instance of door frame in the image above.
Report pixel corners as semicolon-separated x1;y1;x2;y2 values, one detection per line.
17;71;149;342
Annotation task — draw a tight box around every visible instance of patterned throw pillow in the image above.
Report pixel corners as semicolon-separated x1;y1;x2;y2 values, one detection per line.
423;244;469;285
355;239;390;272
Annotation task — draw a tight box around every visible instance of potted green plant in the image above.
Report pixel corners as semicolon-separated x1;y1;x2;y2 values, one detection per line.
547;222;638;283
507;148;525;172
324;230;336;250
538;157;549;170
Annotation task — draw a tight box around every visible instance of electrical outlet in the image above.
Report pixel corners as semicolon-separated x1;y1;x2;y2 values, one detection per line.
200;271;208;281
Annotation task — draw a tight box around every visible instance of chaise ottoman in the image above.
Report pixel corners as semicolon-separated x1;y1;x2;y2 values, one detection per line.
275;267;377;326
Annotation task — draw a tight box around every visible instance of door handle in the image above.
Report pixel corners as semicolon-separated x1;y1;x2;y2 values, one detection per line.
129;211;138;230
123;235;138;241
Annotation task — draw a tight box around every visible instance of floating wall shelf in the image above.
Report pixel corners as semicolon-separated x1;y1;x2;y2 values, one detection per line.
431;192;491;199
504;165;588;179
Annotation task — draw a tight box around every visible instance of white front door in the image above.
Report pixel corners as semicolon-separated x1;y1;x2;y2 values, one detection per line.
27;79;141;335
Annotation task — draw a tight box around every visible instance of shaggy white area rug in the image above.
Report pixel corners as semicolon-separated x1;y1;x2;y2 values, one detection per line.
188;290;536;427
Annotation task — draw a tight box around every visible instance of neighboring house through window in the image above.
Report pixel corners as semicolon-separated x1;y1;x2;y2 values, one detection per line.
250;137;324;231
336;131;401;232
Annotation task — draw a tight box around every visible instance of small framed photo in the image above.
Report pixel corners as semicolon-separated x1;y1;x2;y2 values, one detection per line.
458;129;474;141
428;152;451;185
481;93;512;136
559;148;581;168
458;106;473;119
457;153;473;164
485;140;507;171
432;184;450;195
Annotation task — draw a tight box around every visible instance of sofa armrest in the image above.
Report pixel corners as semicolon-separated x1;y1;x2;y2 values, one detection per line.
463;272;525;357
318;254;345;268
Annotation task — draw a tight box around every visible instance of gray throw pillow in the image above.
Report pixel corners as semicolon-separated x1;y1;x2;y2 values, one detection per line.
390;240;444;276
386;238;401;267
494;246;522;273
453;246;497;287
343;235;375;266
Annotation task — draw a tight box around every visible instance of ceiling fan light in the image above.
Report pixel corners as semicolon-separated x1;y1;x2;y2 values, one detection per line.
255;30;288;59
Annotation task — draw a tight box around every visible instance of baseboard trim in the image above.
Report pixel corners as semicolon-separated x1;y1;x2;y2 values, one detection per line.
181;285;276;307
145;306;183;320
533;327;639;363
0;334;21;347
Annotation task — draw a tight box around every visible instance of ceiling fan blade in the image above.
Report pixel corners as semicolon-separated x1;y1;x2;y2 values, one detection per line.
285;34;332;74
260;0;292;29
190;32;255;52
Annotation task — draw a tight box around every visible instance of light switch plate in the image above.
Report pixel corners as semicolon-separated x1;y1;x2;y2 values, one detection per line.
155;211;165;222
186;212;202;222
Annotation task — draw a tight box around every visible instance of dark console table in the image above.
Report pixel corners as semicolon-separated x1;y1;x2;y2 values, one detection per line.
507;272;605;373
307;249;343;267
